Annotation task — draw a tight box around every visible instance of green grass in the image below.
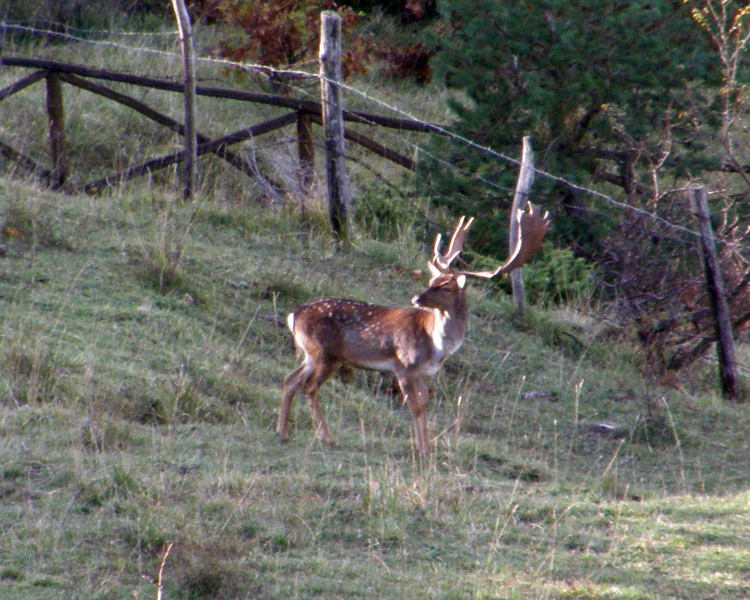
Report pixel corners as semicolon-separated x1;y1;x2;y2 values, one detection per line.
0;177;749;600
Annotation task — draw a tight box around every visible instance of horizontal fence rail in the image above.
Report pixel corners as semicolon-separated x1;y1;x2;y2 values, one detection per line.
1;56;445;132
0;55;444;195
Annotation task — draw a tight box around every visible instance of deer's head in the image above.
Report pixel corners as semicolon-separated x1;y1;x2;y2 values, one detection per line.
412;203;550;314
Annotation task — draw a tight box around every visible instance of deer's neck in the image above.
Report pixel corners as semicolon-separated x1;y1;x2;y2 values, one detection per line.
429;296;468;360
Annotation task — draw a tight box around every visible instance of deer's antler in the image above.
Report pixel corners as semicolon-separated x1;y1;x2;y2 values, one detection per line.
431;203;550;278
431;215;474;271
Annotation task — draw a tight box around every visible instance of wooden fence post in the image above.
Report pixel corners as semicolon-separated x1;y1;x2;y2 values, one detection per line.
171;0;197;200
297;111;315;211
2;56;447;195
691;185;739;400
319;11;350;242
510;136;535;313
45;72;67;189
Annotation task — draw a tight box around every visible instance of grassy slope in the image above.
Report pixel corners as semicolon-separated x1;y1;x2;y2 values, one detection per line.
1;22;749;599
0;179;749;600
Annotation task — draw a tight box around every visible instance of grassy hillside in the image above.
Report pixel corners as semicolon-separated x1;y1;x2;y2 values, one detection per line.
1;17;750;599
1;178;749;600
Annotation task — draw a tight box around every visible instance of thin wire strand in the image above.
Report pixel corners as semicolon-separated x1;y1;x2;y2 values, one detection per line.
3;20;176;37
4;21;750;253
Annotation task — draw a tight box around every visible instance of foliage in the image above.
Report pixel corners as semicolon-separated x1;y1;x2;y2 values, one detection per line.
342;0;436;21
210;0;370;79
373;41;435;83
3;0;170;30
203;0;438;84
421;0;750;374
423;0;720;242
597;192;750;376
522;243;595;307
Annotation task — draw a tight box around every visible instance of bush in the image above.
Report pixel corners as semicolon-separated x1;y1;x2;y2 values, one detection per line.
522;243;595;307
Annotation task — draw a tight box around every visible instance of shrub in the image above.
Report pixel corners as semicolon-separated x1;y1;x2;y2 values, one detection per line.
522;243;595;307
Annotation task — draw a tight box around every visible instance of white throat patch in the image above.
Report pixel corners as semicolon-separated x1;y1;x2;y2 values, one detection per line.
431;308;450;352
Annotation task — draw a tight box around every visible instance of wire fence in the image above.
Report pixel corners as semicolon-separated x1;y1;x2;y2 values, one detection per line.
2;19;750;255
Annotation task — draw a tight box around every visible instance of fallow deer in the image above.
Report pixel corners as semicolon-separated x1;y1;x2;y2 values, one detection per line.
277;203;550;455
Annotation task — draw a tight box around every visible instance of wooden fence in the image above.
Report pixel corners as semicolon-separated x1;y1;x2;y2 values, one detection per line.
0;48;743;398
0;54;444;198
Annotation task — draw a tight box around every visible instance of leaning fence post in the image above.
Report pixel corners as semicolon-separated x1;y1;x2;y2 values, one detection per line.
319;11;350;243
690;185;738;400
171;0;197;200
45;72;67;189
509;136;535;313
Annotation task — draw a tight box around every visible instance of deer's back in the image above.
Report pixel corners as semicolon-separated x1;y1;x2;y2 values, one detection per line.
288;299;437;371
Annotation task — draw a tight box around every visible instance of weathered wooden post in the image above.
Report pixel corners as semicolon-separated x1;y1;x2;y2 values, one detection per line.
691;185;738;400
510;136;535;312
45;72;67;189
297;110;315;212
319;10;350;242
171;0;197;200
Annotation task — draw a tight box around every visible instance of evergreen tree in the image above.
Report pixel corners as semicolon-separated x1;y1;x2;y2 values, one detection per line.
422;0;720;255
421;1;750;378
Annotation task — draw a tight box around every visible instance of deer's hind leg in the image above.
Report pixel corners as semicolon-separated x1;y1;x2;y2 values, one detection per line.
278;363;310;442
303;359;339;445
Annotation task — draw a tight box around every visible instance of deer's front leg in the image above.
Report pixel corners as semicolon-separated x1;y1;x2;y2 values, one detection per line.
398;371;431;455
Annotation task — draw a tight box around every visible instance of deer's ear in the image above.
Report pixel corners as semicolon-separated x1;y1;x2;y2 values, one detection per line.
457;274;467;289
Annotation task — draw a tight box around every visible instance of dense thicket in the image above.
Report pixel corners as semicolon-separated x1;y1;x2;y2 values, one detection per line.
423;0;720;247
421;0;750;375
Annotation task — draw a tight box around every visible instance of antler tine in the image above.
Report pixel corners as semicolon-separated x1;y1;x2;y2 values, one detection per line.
432;233;443;262
459;203;550;280
432;216;474;271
